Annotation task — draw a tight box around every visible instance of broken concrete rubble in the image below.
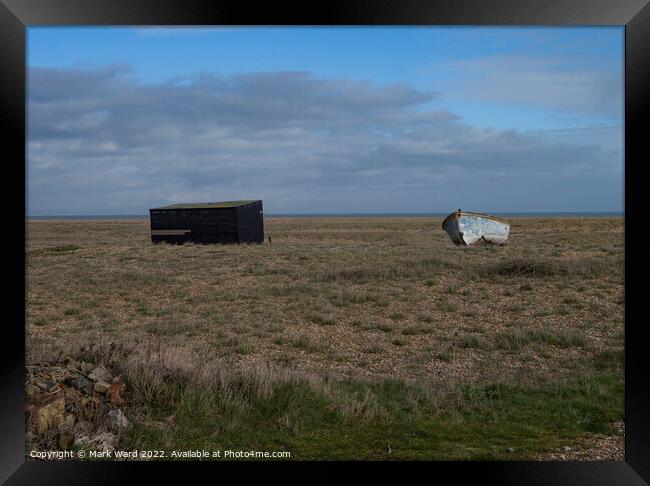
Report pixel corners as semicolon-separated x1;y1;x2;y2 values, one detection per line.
65;375;93;394
106;409;129;431
80;362;94;374
35;397;65;434
89;431;117;452
94;381;110;394
107;378;125;406
88;365;112;383
26;356;128;456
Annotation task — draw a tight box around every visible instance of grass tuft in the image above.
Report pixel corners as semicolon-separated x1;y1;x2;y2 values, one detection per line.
495;328;588;351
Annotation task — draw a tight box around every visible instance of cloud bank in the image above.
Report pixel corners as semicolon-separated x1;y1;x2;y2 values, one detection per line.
27;66;623;214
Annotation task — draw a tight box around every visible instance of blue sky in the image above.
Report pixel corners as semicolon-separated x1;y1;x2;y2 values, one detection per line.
27;27;624;214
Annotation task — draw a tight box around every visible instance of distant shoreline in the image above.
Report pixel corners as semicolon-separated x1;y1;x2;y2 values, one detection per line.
27;212;624;220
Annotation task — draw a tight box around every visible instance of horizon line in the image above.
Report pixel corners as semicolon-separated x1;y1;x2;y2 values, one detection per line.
27;210;624;218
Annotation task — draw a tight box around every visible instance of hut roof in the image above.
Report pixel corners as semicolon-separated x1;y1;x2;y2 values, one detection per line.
151;200;259;210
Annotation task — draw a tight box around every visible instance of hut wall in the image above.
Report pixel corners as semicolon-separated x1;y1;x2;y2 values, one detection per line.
150;207;239;244
149;200;264;244
237;201;264;244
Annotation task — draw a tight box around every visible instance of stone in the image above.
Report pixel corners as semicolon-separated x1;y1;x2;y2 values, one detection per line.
92;392;102;408
507;447;515;453
106;409;129;430
35;378;57;392
62;413;75;428
73;420;90;436
65;375;93;394
49;367;71;384
35;397;65;434
107;380;125;406
58;432;74;450
88;365;112;383
90;431;117;451
64;397;75;413
80;362;94;374
64;356;81;370
78;396;92;414
94;381;110;394
73;435;90;447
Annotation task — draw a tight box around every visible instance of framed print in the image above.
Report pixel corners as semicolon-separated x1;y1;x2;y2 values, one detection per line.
1;0;648;484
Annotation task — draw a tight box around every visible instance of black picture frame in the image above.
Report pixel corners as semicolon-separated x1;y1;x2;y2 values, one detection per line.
2;0;648;484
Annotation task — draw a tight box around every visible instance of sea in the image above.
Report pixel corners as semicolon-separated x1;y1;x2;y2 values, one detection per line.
27;212;624;220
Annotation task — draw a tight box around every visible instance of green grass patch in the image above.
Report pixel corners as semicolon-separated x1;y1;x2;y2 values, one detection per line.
319;256;455;283
145;318;202;337
508;304;524;313
120;369;623;460
475;257;621;280
62;307;81;316
310;312;336;326
457;334;488;350
372;323;393;333
594;348;624;372
402;325;430;336
31;244;81;256
562;296;581;306
495;328;588;351
363;343;384;354
438;302;457;313
291;334;328;353
226;336;256;355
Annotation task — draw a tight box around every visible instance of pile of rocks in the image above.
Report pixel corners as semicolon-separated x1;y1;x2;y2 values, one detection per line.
26;356;128;452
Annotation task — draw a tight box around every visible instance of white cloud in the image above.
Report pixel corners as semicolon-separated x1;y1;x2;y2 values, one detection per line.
438;54;623;120
27;66;623;214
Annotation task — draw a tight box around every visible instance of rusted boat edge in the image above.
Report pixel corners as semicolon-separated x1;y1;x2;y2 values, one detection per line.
441;210;460;230
442;210;466;246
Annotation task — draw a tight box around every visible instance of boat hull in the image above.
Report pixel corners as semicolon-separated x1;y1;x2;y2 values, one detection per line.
442;211;510;246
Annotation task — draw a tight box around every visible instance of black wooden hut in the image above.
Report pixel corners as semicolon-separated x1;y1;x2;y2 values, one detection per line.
149;200;264;244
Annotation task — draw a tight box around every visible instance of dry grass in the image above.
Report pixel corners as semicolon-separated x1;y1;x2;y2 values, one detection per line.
26;216;624;385
25;216;625;458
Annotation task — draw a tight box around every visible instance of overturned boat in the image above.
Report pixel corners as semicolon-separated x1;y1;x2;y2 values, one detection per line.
442;209;510;246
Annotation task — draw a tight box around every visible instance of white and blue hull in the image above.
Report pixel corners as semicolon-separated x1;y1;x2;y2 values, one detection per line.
442;210;510;246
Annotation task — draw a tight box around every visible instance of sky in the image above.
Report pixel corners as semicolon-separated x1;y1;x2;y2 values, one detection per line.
27;27;624;215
